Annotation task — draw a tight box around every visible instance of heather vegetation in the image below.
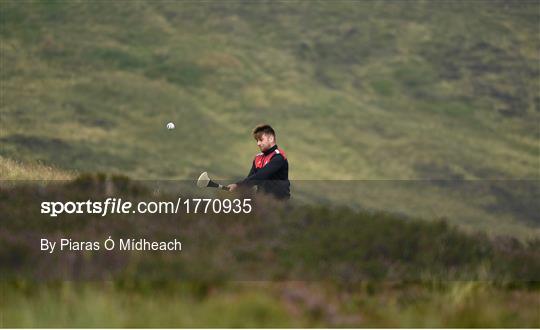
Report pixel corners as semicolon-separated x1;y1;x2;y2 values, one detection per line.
1;175;539;326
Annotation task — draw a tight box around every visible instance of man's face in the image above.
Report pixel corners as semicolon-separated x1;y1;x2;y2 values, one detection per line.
255;133;275;152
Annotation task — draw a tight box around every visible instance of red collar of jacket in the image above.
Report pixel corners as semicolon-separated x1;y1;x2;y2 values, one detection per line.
254;146;286;169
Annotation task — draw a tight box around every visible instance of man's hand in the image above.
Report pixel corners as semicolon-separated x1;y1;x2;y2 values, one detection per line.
227;183;238;191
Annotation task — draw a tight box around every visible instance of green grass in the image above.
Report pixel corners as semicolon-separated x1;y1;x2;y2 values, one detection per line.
1;282;539;327
1;283;300;327
0;155;73;180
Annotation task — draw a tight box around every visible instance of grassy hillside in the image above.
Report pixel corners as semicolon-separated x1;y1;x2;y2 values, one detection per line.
1;2;539;234
0;155;72;180
3;281;539;327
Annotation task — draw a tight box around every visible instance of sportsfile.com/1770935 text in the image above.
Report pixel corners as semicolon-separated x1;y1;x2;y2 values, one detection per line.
40;198;253;217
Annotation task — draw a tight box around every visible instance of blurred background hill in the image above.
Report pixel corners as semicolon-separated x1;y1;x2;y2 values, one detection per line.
2;0;538;178
1;1;539;233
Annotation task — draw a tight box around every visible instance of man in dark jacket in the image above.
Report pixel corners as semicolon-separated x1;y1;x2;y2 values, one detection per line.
227;124;290;199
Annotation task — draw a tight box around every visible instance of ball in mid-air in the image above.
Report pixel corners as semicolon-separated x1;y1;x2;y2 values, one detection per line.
166;122;175;130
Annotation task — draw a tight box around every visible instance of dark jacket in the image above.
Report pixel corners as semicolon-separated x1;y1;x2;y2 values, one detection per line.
237;145;290;199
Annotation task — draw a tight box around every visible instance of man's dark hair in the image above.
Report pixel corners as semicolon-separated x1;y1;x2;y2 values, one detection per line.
252;124;275;139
